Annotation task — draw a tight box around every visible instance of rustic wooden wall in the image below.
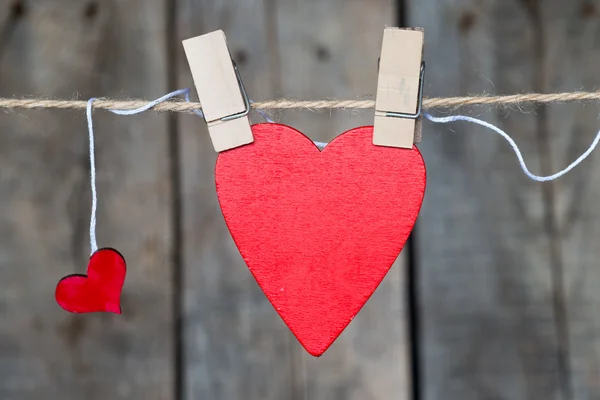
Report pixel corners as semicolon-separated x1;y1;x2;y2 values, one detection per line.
410;0;600;399
2;0;600;399
0;1;173;399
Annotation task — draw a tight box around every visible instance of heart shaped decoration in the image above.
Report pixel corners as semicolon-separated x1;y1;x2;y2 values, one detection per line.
215;123;426;356
55;248;127;314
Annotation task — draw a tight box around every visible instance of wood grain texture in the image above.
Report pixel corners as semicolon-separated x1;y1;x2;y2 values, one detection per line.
176;2;295;399
0;1;173;399
541;1;600;398
177;0;411;398
409;0;563;399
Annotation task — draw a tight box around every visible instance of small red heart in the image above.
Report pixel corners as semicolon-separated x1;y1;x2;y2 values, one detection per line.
216;124;426;356
55;248;127;314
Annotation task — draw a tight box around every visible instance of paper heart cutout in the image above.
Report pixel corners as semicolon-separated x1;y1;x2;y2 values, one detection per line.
215;123;426;356
55;248;127;314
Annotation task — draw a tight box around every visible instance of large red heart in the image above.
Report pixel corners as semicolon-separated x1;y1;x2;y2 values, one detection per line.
55;248;126;314
215;123;426;356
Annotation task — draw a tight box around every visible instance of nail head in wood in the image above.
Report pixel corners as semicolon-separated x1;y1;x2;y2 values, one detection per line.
183;30;254;152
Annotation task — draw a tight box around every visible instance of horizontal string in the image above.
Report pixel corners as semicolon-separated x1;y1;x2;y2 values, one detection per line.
2;91;600;112
424;113;600;182
80;88;599;183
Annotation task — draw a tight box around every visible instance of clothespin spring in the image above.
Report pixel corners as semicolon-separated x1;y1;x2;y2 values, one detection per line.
383;62;426;120
220;62;251;122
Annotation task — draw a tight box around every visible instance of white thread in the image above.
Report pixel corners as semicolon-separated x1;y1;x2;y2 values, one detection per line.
85;89;201;255
425;113;600;182
314;141;328;150
86;99;99;254
250;100;274;123
109;88;204;117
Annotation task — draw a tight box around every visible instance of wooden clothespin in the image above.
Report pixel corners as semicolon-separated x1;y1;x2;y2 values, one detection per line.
373;27;425;149
183;30;253;152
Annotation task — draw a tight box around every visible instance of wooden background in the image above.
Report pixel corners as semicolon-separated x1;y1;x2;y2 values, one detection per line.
0;0;599;399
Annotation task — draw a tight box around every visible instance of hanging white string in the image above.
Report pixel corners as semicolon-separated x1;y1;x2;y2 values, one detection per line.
86;98;99;255
424;113;600;182
82;88;284;256
85;89;204;256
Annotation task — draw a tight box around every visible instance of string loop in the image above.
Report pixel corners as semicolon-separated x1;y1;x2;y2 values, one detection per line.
424;113;600;182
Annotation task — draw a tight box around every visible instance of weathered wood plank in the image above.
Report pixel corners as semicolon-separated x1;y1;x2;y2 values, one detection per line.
272;2;412;399
409;0;563;399
176;2;295;399
0;1;173;398
543;1;600;398
177;0;410;398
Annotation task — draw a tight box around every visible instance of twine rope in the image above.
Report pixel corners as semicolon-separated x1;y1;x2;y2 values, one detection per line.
2;91;600;113
76;88;600;185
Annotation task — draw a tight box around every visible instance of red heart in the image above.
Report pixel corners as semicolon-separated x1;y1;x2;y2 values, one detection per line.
55;248;127;314
215;124;426;356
